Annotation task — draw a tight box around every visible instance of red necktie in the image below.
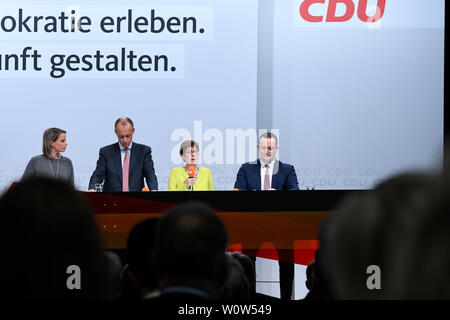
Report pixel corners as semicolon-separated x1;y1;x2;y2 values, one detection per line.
122;148;129;192
263;164;270;190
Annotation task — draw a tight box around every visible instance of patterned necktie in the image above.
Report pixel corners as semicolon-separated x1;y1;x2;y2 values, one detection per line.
263;164;270;190
122;148;130;192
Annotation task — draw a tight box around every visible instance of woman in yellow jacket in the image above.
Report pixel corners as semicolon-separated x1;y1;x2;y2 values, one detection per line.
168;140;214;191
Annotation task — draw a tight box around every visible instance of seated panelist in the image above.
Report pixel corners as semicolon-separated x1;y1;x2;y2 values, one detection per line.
168;140;214;191
234;132;299;191
233;132;298;301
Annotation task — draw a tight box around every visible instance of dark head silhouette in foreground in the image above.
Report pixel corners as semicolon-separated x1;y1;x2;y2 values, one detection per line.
220;252;251;300
229;251;256;298
0;177;111;299
319;172;441;299
154;201;228;300
122;218;159;299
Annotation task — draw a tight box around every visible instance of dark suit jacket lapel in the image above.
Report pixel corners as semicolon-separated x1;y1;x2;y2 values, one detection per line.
114;143;123;186
129;143;136;179
271;160;280;190
255;159;262;190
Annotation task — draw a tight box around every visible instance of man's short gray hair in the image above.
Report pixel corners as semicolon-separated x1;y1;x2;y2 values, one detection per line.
114;117;134;130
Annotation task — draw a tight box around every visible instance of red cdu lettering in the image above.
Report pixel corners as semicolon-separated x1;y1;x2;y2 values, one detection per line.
326;0;355;22
299;0;325;23
357;0;386;22
299;0;386;23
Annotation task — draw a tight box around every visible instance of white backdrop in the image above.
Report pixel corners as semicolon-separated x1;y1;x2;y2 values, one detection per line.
0;0;258;192
0;0;445;193
268;0;445;189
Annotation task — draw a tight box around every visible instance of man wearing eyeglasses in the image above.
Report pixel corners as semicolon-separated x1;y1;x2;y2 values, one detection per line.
234;132;299;300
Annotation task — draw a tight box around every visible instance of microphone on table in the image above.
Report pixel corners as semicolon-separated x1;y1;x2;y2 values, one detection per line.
187;165;196;191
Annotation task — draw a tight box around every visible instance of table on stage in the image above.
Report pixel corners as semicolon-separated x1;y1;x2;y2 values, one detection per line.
83;190;359;264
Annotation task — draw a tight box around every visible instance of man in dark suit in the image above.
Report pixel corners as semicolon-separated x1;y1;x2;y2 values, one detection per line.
234;132;299;300
234;133;298;191
88;117;158;192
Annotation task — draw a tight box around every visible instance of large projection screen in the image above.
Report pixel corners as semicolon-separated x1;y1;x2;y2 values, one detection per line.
0;0;258;192
0;0;445;192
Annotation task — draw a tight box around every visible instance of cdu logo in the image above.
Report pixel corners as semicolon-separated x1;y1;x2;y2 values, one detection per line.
298;0;386;23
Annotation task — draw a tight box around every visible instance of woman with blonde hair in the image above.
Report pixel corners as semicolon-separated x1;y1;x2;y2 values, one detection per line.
168;140;214;191
22;127;74;186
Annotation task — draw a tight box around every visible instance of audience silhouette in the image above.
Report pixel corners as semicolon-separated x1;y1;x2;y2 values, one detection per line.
319;172;439;299
122;218;160;300
0;177;112;299
220;252;251;300
153;201;228;300
5;166;450;301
